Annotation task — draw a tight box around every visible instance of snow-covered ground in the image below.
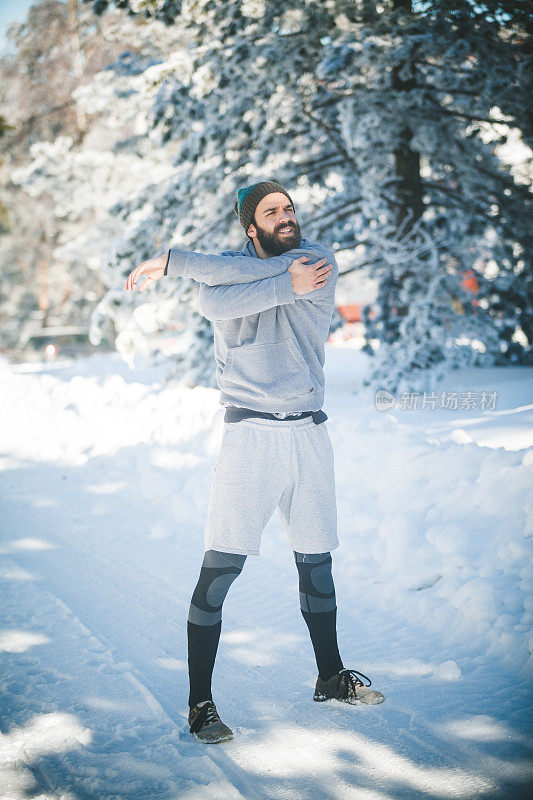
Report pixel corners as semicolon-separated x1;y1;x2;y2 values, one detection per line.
0;345;532;800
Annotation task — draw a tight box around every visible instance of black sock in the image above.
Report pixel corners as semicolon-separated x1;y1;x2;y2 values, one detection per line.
187;549;246;710
301;607;343;682
187;619;221;709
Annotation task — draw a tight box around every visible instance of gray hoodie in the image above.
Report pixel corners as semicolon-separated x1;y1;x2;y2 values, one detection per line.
165;237;338;415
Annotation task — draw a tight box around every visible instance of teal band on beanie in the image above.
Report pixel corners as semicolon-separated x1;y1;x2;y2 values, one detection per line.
236;184;257;215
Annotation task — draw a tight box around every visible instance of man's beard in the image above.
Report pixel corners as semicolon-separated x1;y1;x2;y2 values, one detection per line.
253;218;302;256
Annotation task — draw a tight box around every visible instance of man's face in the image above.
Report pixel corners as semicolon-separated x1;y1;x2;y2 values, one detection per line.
247;192;302;255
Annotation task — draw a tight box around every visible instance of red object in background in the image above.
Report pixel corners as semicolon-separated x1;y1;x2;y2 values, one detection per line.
338;303;363;322
462;269;479;294
336;273;480;326
337;304;377;322
462;269;480;307
329;304;377;342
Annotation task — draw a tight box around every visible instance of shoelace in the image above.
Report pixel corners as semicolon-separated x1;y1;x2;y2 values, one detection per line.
336;668;372;698
189;701;220;733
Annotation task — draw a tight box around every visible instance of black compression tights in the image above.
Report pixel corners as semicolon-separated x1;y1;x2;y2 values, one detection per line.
187;548;344;709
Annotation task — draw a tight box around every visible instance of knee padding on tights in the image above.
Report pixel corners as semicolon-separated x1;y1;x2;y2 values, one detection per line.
188;549;246;626
294;551;336;614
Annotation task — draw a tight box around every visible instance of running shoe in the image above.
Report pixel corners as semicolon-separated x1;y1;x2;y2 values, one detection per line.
313;668;385;705
188;700;234;743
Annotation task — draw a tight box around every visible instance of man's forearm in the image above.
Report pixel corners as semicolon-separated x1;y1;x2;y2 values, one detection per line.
198;271;295;321
163;244;325;286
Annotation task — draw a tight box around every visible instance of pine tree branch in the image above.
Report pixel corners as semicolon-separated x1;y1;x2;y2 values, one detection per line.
294;152;344;172
332;256;383;277
424;93;515;125
415;81;482;98
315;202;362;238
421;181;466;208
307;198;362;225
454;138;532;200
416;59;481;75
300;107;356;169
310;95;344;111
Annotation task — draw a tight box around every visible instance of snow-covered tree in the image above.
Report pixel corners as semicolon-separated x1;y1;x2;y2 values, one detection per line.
0;0;139;346
350;0;533;391
82;0;531;392
66;0;370;381
6;0;531;394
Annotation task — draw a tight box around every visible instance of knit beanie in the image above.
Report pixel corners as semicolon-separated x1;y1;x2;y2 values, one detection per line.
233;180;295;234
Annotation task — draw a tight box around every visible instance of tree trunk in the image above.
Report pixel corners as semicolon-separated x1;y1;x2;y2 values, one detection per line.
391;0;424;232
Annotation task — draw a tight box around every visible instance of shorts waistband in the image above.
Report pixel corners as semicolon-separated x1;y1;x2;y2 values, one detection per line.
224;406;328;425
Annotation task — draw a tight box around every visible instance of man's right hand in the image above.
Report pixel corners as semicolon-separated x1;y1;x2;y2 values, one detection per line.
125;252;167;293
288;256;332;295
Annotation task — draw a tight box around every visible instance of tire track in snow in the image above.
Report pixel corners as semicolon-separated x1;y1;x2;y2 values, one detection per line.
5;540;293;800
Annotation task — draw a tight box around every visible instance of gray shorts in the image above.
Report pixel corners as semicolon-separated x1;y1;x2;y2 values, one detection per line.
204;415;339;556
